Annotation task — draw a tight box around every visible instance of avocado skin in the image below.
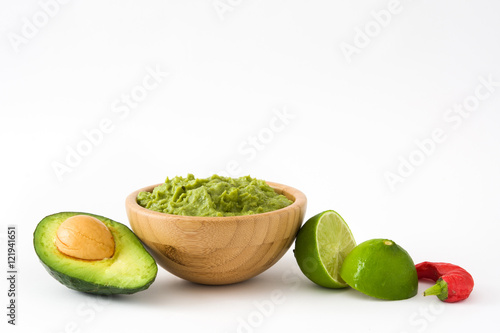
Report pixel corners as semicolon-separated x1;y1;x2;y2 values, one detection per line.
34;212;157;295
39;260;155;295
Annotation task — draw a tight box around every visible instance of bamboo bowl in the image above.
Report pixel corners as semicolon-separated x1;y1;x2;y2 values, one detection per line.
125;182;307;285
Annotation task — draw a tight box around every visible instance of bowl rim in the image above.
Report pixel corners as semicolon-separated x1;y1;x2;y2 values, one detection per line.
125;181;307;221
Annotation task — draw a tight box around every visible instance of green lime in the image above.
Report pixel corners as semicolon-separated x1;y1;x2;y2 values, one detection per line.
294;210;356;288
340;239;418;300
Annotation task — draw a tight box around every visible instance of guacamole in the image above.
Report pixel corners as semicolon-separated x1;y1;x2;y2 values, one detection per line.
137;174;293;217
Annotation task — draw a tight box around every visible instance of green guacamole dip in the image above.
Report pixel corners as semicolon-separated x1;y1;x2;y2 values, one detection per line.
137;174;293;217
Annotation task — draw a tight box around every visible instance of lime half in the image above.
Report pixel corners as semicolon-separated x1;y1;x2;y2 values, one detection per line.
294;210;356;288
340;239;418;300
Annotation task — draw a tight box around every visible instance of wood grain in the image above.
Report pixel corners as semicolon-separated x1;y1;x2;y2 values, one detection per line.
125;181;307;285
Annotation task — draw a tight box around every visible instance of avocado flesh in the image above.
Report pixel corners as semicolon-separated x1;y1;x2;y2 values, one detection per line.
34;212;157;295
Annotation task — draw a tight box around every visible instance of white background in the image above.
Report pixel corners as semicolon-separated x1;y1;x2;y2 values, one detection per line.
1;0;500;332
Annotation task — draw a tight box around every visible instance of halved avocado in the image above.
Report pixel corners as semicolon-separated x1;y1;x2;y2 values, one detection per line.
34;212;157;295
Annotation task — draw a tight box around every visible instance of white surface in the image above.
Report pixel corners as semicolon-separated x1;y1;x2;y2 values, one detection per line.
1;1;500;332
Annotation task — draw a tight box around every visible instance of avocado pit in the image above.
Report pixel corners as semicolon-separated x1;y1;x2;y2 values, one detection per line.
55;215;115;260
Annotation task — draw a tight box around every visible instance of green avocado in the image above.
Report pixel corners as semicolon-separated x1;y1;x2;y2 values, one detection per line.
33;212;157;295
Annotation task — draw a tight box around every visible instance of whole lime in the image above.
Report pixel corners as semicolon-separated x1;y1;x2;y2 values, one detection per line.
339;238;418;300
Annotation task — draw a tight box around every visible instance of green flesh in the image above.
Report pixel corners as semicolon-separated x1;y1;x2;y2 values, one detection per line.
294;210;356;288
34;212;157;295
316;211;356;285
137;174;293;217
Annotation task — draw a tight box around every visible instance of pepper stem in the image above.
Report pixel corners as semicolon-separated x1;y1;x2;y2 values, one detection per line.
423;278;448;301
423;283;442;296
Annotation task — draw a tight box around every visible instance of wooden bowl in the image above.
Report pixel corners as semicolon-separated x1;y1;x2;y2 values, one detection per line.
125;182;307;285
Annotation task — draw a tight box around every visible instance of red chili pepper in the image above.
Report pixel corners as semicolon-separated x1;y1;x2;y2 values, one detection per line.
415;261;474;303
